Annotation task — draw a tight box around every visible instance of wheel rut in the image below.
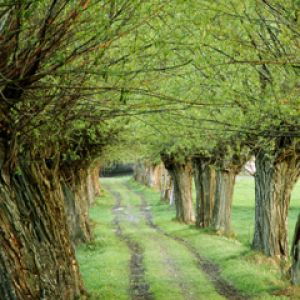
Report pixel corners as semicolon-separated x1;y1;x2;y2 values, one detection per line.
153;237;197;300
126;183;250;300
105;185;154;300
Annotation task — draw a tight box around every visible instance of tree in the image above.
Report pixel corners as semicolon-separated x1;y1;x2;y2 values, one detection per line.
161;153;195;223
193;156;216;228
186;0;300;257
0;0;178;297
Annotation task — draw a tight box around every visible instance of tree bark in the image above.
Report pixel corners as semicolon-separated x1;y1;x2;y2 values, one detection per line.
62;167;92;245
0;159;84;299
169;183;175;206
134;161;162;189
291;213;300;285
164;160;195;224
160;164;173;202
212;169;236;235
193;159;216;228
133;161;146;184
149;163;162;190
86;166;100;206
252;150;300;257
91;166;100;198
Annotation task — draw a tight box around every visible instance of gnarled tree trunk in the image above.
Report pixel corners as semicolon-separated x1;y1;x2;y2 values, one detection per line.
91;166;100;198
160;164;173;202
252;150;300;257
291;213;300;285
133;161;146;184
163;159;195;224
62;167;92;244
193;159;216;228
149;163;162;190
86;166;100;206
143;162;152;186
212;168;236;235
134;161;162;189
0;158;84;299
169;183;175;206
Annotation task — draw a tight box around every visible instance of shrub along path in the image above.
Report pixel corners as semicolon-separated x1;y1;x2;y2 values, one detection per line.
77;177;300;300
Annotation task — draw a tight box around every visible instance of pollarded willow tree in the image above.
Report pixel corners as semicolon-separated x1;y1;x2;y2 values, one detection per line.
161;152;195;224
159;0;300;256
131;0;300;270
209;142;250;235
243;2;300;261
129;91;249;229
124;88;198;223
196;0;300;259
130;12;252;234
0;0;186;298
60;121;125;244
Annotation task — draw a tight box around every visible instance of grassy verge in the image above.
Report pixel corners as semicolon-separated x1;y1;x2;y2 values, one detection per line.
76;187;130;300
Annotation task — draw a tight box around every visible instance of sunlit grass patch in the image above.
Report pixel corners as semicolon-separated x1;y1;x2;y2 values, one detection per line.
76;188;130;300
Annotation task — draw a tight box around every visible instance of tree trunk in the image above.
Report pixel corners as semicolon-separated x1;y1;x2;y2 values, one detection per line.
91;166;100;198
0;159;84;299
169;183;175;206
133;161;146;184
252;150;300;257
160;164;173;202
166;161;195;224
86;168;95;206
134;161;162;189
143;162;160;188
291;213;300;285
62;167;92;244
212;169;236;235
86;166;100;206
193;159;216;228
149;163;162;190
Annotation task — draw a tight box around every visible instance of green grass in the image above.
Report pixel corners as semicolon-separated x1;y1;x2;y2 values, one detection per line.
76;187;130;300
77;176;300;300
